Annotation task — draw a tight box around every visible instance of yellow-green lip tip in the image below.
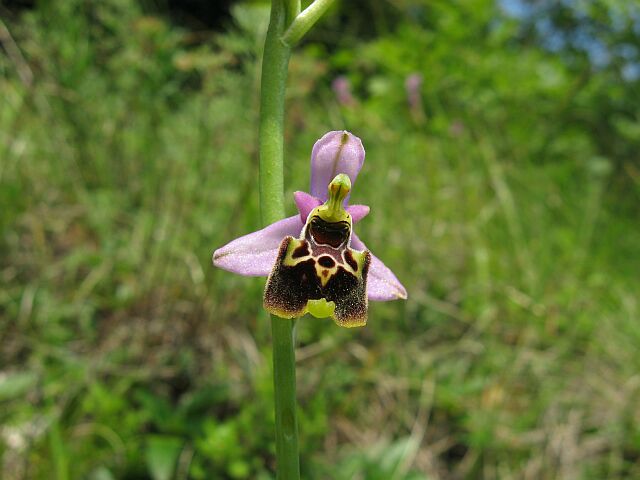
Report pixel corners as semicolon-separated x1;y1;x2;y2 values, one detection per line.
306;298;336;319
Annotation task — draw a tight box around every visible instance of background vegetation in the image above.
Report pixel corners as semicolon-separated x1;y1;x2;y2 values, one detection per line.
1;0;639;478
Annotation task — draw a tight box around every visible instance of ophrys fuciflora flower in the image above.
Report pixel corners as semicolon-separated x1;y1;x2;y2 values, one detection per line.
213;131;407;327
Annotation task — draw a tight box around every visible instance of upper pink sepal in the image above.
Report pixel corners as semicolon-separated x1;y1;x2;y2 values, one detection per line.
310;131;365;202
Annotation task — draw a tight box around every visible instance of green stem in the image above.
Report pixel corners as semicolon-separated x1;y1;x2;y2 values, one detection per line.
282;0;336;46
284;0;301;26
270;317;299;479
259;2;299;479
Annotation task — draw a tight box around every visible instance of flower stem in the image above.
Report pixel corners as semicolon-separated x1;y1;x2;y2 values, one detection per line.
258;1;299;479
259;2;290;226
282;0;336;46
269;317;299;479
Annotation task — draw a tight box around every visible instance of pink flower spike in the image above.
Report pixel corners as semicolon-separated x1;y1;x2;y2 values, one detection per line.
332;76;355;106
405;73;423;109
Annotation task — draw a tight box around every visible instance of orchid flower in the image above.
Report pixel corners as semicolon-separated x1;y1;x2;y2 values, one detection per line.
212;131;407;326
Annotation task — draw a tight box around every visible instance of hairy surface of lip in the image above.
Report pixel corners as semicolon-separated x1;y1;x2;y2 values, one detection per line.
263;235;371;326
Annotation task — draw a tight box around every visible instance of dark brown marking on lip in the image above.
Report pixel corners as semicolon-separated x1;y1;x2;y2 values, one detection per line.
292;242;310;258
318;256;335;268
344;250;358;271
264;235;371;326
264;237;322;318
324;253;370;326
309;216;350;248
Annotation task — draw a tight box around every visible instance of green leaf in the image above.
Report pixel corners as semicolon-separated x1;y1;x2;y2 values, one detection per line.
145;435;184;480
48;421;69;480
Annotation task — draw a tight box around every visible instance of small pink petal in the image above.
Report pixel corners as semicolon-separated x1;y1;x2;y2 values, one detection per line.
351;233;407;301
212;216;303;276
293;191;321;223
347;204;370;223
310;131;365;202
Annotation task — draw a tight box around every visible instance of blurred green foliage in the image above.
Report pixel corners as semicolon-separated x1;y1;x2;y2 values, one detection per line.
1;0;639;478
